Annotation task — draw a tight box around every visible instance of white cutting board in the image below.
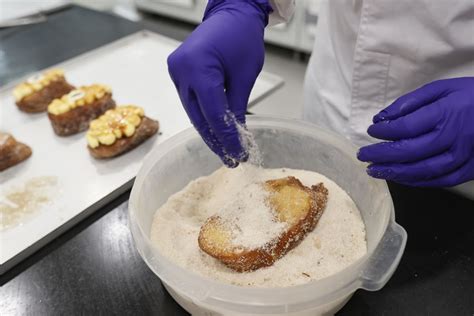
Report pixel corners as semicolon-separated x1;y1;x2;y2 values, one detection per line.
0;30;283;273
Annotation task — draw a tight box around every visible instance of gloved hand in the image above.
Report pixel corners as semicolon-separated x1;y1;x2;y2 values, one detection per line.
358;77;474;187
167;0;271;167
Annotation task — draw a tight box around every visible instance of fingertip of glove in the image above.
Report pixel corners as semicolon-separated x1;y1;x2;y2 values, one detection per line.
357;147;370;162
367;165;383;179
222;156;239;168
366;122;387;138
224;147;246;162
367;165;393;180
221;147;249;168
372;111;388;123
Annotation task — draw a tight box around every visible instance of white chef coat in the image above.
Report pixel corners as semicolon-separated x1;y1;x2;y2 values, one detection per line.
269;0;474;198
271;0;474;146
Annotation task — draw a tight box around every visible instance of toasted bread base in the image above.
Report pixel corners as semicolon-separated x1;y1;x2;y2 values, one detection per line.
16;78;74;113
0;134;32;172
88;116;159;159
48;93;115;136
198;177;328;272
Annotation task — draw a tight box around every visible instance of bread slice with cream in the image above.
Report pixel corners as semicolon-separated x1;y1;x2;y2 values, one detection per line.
47;84;116;136
86;105;159;159
13;69;74;113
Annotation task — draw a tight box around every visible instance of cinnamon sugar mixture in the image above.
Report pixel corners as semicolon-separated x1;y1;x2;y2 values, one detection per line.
150;166;367;287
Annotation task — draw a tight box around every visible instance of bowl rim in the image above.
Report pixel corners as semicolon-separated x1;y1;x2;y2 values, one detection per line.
129;115;398;312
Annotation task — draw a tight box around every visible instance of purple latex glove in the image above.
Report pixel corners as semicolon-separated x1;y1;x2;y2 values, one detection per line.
358;77;474;187
167;0;271;167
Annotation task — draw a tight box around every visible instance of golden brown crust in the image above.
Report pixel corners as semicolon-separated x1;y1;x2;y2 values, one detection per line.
16;78;74;113
48;93;115;136
0;133;32;172
88;116;159;159
198;176;329;272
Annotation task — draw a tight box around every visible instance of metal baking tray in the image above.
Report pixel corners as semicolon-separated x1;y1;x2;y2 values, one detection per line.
0;30;283;274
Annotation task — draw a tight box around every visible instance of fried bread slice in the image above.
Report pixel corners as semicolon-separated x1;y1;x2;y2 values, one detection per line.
198;176;328;272
0;133;32;172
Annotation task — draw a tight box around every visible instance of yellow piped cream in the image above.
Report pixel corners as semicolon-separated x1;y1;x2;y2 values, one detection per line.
47;84;112;115
13;69;65;101
86;105;145;148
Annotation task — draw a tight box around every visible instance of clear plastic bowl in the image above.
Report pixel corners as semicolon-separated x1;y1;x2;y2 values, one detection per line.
129;116;407;315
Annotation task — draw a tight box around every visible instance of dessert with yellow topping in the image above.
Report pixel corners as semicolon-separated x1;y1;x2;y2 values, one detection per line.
0;132;32;172
13;69;74;113
86;105;159;159
47;84;116;136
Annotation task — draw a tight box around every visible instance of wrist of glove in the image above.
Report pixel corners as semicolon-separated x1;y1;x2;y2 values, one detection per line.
358;77;474;187
204;0;273;22
167;0;271;167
